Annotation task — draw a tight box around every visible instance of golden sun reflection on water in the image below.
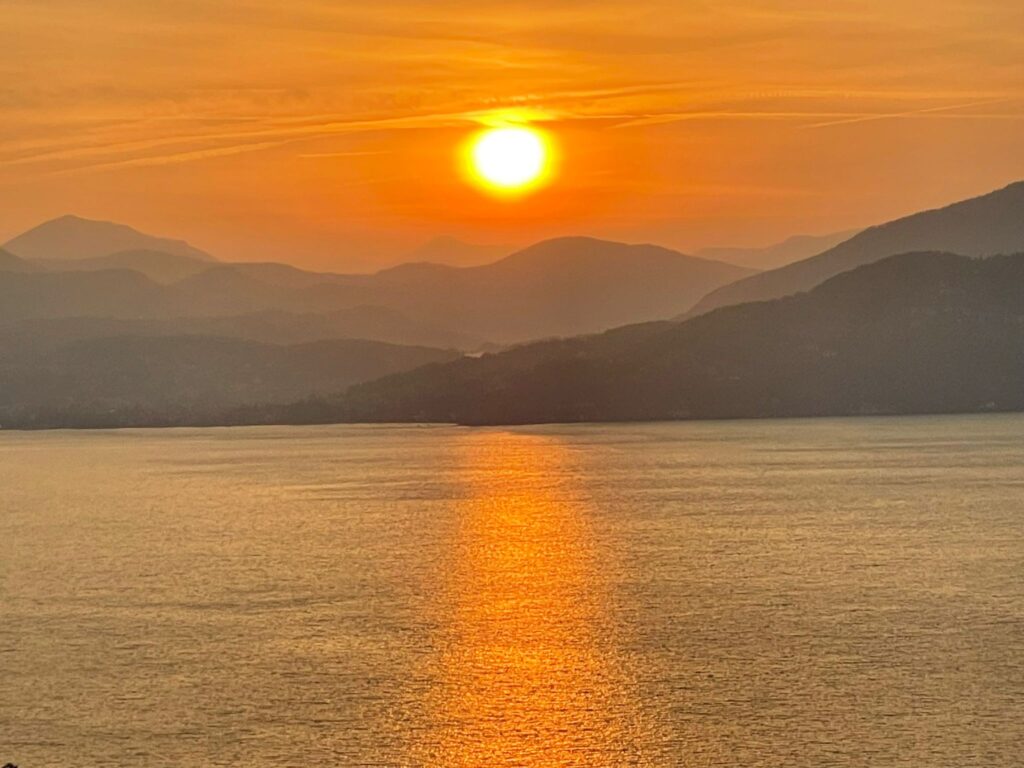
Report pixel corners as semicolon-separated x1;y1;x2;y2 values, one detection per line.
411;432;649;766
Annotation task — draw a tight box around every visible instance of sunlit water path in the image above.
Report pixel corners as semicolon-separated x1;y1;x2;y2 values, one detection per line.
2;416;1023;766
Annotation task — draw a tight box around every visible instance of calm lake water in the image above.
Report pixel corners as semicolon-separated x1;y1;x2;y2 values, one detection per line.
2;416;1023;766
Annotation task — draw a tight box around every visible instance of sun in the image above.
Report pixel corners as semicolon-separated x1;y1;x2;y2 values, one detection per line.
464;125;555;196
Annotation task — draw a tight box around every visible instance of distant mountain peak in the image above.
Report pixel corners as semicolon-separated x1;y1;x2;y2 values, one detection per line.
406;235;512;267
3;214;216;263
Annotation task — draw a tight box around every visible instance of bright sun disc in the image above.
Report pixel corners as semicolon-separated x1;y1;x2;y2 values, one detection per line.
467;126;552;194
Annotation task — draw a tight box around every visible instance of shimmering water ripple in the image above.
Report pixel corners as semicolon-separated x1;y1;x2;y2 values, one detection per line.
2;415;1022;766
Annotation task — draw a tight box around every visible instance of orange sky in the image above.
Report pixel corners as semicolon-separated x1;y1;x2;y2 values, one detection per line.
2;0;1023;270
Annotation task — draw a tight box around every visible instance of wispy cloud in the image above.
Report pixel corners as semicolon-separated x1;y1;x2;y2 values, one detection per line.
805;97;1021;128
39;140;292;178
297;150;390;158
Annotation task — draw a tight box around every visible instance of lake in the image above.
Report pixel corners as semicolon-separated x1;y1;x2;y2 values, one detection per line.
2;416;1023;766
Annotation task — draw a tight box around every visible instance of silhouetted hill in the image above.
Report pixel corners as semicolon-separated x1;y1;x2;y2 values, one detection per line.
268;237;751;342
169;265;288;315
312;237;753;343
1;231;749;345
696;229;859;270
302;251;1024;425
0;267;480;349
0;269;172;321
688;181;1024;316
4;214;214;262
38;249;211;283
188;262;343;289
0;336;459;429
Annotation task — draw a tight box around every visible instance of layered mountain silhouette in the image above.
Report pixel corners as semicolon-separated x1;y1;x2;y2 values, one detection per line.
39;249;213;283
0;232;750;346
0;336;458;429
329;237;753;342
687;181;1024;317
294;251;1024;425
4;214;215;262
0;269;170;322
1;307;481;352
696;229;859;270
4;182;1024;430
0;222;753;427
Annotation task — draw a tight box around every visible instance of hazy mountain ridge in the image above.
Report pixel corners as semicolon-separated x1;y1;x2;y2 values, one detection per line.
687;181;1024;317
0;335;459;429
0;227;757;428
0;307;481;352
4;214;215;263
0;262;478;348
36;249;213;283
276;236;753;343
696;229;860;270
1;230;751;346
0;268;172;321
292;251;1024;425
5;186;1024;430
337;237;754;342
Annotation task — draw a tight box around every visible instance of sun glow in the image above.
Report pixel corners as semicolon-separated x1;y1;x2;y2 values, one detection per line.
464;125;555;196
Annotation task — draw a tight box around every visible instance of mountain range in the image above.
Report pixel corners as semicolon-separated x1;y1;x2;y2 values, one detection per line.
348;238;753;342
286;251;1024;425
1;218;752;346
2;179;1024;429
688;181;1024;317
0;216;749;427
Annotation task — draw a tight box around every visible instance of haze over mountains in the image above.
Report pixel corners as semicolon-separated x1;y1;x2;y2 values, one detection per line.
688;181;1024;317
40;249;215;284
1;220;752;345
5;214;215;263
290;251;1024;425
0;309;481;353
356;238;752;342
695;230;860;270
0;335;458;430
0;215;750;427
2;179;1024;429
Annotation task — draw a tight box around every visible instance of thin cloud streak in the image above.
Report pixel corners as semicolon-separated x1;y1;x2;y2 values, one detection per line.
37;140;292;178
805;97;1022;129
10;90;1023;178
297;150;390;158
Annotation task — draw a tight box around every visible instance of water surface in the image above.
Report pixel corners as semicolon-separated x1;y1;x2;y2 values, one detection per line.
2;416;1023;766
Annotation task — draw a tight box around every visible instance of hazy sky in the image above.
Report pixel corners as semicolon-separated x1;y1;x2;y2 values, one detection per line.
2;0;1023;269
